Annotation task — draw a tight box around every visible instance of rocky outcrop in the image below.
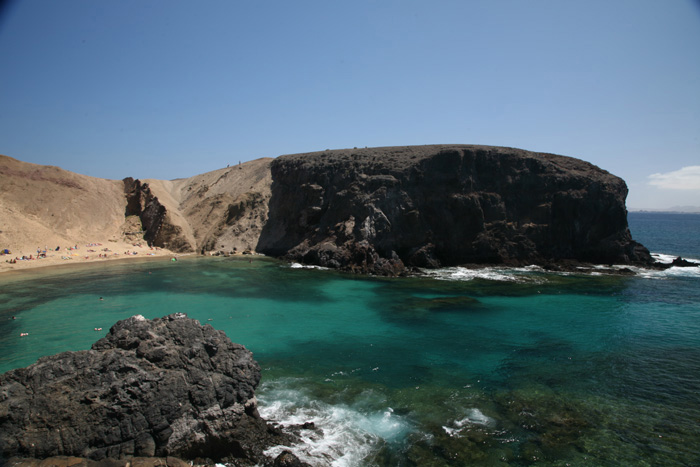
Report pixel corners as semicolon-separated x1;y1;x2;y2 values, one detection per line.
0;314;294;465
258;145;651;274
123;178;193;253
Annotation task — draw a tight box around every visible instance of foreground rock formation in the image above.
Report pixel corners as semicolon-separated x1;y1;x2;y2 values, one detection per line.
0;314;294;465
257;145;651;274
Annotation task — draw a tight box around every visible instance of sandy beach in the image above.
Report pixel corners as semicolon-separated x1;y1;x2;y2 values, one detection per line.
0;240;179;274
0;155;187;274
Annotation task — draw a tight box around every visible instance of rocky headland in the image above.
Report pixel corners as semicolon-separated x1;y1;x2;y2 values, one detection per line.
0;314;305;466
1;145;658;275
258;145;651;274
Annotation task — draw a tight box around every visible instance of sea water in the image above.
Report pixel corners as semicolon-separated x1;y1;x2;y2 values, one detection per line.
1;212;699;466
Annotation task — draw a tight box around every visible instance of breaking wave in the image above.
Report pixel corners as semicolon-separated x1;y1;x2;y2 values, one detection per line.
258;379;413;466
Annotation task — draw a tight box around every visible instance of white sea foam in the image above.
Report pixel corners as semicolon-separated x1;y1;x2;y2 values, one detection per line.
633;265;700;280
442;408;496;438
651;253;678;264
258;381;412;466
420;266;544;283
650;252;700;266
289;262;329;270
422;256;700;282
607;252;700;280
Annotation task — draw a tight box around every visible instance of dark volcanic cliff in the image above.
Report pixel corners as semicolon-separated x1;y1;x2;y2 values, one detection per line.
257;145;650;274
0;314;293;465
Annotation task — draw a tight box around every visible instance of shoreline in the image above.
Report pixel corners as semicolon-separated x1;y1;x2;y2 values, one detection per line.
0;246;264;281
2;243;695;283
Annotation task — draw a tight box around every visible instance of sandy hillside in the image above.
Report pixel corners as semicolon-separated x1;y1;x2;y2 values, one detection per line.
1;155;275;272
0;155;173;272
145;158;273;253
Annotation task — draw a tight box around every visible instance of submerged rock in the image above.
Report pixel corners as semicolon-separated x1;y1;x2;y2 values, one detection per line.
0;313;293;465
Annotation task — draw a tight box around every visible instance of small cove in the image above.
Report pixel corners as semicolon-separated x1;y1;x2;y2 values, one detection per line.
1;212;699;465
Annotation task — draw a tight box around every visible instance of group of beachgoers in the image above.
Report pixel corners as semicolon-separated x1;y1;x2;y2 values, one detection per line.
2;242;162;264
3;244;78;263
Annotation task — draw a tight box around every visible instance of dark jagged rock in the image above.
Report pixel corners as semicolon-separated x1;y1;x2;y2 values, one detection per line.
257;145;651;275
123;178;193;253
5;455;192;467
669;256;699;268
272;450;312;467
5;452;310;467
0;314;294;465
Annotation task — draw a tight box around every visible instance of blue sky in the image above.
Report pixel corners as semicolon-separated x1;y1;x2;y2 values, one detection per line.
1;0;698;209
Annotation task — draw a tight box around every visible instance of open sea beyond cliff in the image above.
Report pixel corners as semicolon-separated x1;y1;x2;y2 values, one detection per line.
1;212;699;466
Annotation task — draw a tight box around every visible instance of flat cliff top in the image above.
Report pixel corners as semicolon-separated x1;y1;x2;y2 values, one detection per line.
275;144;611;178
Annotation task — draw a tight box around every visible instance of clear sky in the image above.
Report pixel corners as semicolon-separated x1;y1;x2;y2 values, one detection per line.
1;0;699;210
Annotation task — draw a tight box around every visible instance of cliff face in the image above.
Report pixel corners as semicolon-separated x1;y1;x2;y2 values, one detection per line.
258;145;650;274
0;314;293;464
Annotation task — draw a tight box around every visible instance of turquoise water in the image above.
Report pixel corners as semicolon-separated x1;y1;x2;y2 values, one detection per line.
1;213;699;466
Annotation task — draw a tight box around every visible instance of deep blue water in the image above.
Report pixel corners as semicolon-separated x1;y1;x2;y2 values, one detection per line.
628;211;700;259
1;212;699;466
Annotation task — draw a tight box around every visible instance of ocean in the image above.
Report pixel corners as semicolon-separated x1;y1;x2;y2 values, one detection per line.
1;211;699;466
